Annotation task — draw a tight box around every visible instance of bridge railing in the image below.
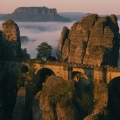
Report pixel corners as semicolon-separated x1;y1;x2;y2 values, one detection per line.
1;59;120;71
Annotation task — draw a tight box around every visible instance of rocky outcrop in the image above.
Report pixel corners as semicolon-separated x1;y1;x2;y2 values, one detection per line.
83;107;109;120
0;19;21;59
0;7;71;22
57;26;70;60
32;92;42;120
57;14;119;67
0;90;3;120
12;87;26;120
39;75;83;120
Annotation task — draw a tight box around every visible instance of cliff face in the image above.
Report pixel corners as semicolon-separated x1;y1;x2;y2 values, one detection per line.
0;19;21;59
0;19;22;119
57;14;120;67
13;7;57;15
38;76;84;120
0;7;71;22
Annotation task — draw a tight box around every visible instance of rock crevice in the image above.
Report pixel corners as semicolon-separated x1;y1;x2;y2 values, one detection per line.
57;14;119;67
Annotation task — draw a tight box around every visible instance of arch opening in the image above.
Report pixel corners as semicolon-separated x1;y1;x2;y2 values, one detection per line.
108;77;120;119
72;71;88;82
21;65;28;73
35;68;55;91
72;71;90;94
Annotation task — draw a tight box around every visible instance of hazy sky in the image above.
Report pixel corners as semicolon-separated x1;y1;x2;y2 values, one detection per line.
0;0;119;15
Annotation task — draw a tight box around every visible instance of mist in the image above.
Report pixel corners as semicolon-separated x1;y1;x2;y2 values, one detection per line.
0;21;74;58
0;21;120;59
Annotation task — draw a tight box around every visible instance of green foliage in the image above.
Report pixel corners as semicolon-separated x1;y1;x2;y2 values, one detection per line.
60;95;70;107
46;56;56;61
77;92;93;114
36;42;52;59
26;80;36;99
49;94;60;104
48;80;74;107
61;81;75;94
19;48;30;59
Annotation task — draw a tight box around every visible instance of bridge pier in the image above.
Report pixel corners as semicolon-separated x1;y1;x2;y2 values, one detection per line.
68;67;73;80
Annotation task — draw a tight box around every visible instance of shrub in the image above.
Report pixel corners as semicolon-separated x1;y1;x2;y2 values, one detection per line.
49;94;60;104
77;92;93;114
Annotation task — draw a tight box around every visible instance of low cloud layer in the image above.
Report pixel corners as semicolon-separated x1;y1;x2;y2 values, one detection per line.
0;21;74;58
0;21;120;59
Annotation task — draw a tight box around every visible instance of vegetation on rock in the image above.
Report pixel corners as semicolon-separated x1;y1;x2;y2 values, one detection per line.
36;42;52;59
19;48;30;59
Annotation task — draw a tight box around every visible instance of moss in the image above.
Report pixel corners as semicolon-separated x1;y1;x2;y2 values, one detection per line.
77;92;94;114
49;94;60;104
60;95;70;108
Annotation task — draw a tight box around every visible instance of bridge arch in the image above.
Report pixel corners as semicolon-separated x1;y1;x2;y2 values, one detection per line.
35;68;55;91
108;76;120;119
72;71;90;93
72;71;88;82
21;65;29;73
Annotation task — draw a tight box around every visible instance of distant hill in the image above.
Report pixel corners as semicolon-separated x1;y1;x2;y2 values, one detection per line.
58;12;120;22
58;12;85;21
0;14;7;19
0;7;71;22
116;15;120;21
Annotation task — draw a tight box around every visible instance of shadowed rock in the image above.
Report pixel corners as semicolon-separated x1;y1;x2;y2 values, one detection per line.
39;75;83;120
0;19;21;59
57;14;119;67
12;87;26;120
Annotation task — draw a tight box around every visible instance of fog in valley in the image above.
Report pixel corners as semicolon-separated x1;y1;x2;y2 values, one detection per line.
0;21;120;60
0;21;74;58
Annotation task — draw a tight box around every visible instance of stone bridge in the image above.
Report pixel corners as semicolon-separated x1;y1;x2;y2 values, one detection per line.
1;59;120;108
21;59;120;83
2;59;120;83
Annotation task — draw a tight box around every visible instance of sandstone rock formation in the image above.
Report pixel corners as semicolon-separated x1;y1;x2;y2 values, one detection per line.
0;7;71;22
0;19;21;59
83;107;109;120
0;90;3;120
0;19;22;120
57;14;119;67
12;87;26;120
39;75;83;120
32;92;42;120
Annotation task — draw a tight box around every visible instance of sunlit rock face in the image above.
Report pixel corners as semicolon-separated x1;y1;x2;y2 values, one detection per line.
0;19;21;59
39;76;83;120
57;14;119;67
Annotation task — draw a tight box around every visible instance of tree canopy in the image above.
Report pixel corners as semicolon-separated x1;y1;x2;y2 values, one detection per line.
19;48;30;59
36;42;52;59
